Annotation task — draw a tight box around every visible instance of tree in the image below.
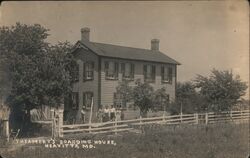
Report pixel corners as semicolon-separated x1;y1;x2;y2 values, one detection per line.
168;82;206;114
194;69;248;112
151;88;169;111
133;79;154;117
115;80;133;108
0;23;77;134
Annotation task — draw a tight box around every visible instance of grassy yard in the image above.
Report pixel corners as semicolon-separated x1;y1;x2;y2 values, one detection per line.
0;123;249;158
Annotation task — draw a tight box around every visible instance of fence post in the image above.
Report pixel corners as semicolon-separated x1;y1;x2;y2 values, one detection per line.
139;115;142;129
115;111;117;135
180;112;183;124
205;113;208;125
58;109;64;138
240;110;243;123
195;113;199;124
3;119;9;142
230;110;233;121
51;109;55;138
163;111;166;122
88;125;92;133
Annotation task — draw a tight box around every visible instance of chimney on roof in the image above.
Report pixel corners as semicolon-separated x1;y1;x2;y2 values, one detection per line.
81;27;90;41
151;39;160;51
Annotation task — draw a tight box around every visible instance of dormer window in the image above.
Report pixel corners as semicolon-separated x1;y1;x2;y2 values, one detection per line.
83;61;94;81
105;61;119;80
121;63;134;80
161;66;173;84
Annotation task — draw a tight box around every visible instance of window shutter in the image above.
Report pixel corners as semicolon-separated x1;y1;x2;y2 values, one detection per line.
168;67;173;83
75;64;79;81
72;92;79;110
82;93;86;109
114;93;117;107
68;93;72;108
131;63;135;79
91;62;94;78
161;66;164;81
143;65;147;80
152;65;156;81
105;61;109;77
121;63;125;77
76;93;79;109
115;62;119;79
83;63;86;81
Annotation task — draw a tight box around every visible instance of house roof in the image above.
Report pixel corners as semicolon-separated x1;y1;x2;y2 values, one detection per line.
73;39;181;65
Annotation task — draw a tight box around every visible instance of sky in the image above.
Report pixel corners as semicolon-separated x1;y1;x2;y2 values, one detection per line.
0;1;249;98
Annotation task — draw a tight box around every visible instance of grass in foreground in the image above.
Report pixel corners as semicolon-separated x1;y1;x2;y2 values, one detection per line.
0;123;249;158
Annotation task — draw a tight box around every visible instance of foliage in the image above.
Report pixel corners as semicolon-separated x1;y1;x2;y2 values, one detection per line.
168;82;207;114
0;23;77;132
194;69;248;112
151;88;170;111
133;79;154;117
115;80;133;108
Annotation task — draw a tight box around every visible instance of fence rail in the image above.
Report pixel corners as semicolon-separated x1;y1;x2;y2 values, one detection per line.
55;109;249;137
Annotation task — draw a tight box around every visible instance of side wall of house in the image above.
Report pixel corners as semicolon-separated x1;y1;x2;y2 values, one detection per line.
100;57;177;107
71;48;100;122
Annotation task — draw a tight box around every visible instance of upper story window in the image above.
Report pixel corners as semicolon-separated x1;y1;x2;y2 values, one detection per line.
121;63;134;80
83;61;94;81
161;66;173;84
143;64;156;82
105;61;119;80
83;92;93;109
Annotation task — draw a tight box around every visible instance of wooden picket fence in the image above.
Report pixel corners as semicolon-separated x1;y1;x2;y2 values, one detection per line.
55;109;249;138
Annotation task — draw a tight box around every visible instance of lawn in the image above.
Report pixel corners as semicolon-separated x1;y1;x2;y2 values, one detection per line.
0;123;249;158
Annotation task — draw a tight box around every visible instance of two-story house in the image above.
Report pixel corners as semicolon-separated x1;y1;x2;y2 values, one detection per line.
64;27;180;123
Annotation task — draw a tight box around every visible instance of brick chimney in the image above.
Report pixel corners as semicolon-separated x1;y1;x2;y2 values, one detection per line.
151;39;160;51
81;27;90;41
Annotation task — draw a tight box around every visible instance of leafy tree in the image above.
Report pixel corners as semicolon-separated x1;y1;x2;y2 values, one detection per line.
0;23;77;134
133;79;154;117
194;69;248;112
168;82;206;114
151;88;169;111
115;80;133;108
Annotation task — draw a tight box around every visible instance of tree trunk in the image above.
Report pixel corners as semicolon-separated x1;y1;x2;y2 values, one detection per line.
140;110;147;118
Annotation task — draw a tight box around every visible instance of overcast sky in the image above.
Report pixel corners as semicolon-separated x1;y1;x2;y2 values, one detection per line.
0;1;249;98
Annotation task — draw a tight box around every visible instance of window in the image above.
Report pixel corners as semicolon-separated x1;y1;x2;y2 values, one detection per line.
71;92;79;109
83;61;94;81
83;92;93;109
105;61;119;80
114;93;122;109
121;63;134;80
161;66;173;84
143;64;156;82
